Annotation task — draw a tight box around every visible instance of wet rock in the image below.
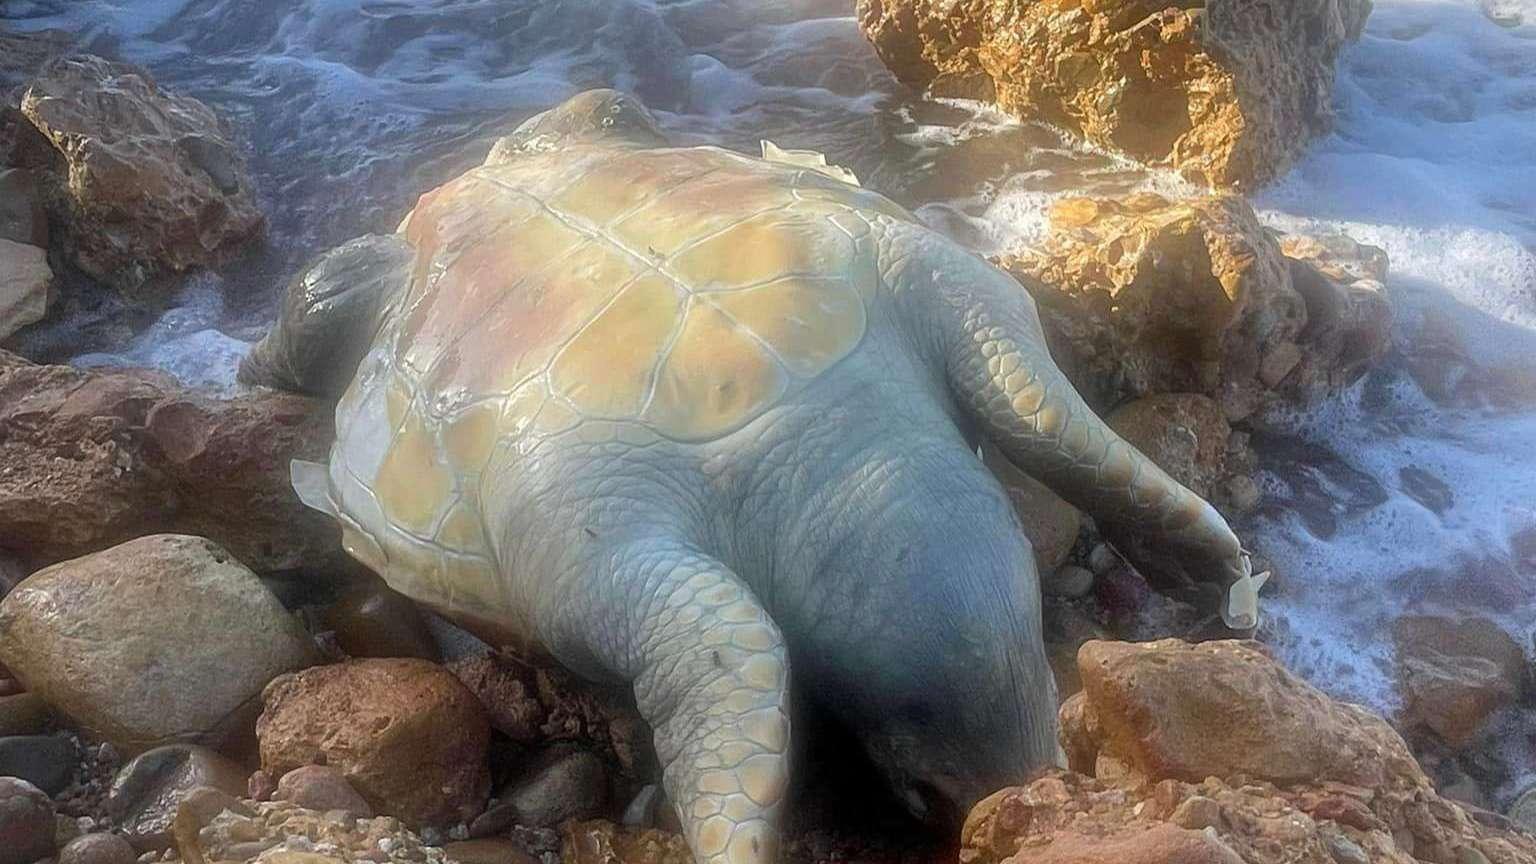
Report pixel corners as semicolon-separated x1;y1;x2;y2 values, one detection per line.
318;578;439;662
0;535;319;753
562;821;690;864
858;0;1370;188
0;169;48;247
0;777;55;864
57;832;137;864
108;745;249;851
19;55;262;291
256;658;491;828
0;353;337;572
497;746;607;829
1393;616;1526;749
997;195;1392;419
272;766;372;818
981;441;1082;573
968;640;1536;864
0;238;50;343
0;693;52;737
441;838;540;864
0;734;77;796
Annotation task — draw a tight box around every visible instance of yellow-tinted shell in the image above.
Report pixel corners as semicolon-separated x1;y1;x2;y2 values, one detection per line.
326;144;905;623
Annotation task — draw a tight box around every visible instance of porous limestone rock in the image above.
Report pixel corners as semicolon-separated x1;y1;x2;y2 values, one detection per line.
858;0;1372;187
0;351;337;572
997;194;1392;420
965;639;1536;864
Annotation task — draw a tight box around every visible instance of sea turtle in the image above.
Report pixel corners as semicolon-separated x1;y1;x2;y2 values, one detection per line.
248;90;1262;864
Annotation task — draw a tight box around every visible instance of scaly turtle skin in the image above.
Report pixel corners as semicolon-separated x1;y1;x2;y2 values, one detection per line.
259;90;1256;864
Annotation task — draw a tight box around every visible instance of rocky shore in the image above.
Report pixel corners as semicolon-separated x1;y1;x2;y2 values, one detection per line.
2;5;1534;864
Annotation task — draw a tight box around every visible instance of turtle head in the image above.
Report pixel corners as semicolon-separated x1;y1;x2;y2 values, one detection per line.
811;535;1064;831
486;89;669;164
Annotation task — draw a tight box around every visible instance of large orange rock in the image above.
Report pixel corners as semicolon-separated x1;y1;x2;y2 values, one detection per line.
1066;639;1425;790
256;658;491;828
965;640;1536;864
0;351;337;572
858;0;1371;188
997;194;1392;420
19;55;262;291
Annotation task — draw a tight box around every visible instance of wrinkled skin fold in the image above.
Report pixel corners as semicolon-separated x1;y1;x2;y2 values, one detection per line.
251;89;1251;864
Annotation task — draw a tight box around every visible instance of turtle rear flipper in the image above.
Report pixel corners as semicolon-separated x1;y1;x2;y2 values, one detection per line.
239;234;414;398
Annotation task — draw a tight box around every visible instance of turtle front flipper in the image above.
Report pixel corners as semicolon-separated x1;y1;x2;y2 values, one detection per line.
550;546;791;864
884;226;1256;627
239;234;414;397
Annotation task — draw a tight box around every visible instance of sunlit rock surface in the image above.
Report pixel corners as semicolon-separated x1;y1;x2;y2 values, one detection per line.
964;639;1536;864
858;0;1371;187
997;193;1392;421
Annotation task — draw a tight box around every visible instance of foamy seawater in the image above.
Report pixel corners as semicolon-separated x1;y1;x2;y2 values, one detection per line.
5;0;1534;801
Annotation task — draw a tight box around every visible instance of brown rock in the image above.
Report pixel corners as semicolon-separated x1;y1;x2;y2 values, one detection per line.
107;745;250;851
0;238;49;343
0;353;337;572
58;832;138;864
562;821;691;864
319;578;439;661
1065;639;1427;790
1107;394;1230;499
0;536;319;754
443;838;540;864
0;776;55;864
858;0;1370;188
20;55;262;291
273;766;372;817
256;658;491;827
981;441;1082;572
997;194;1392;418
964;641;1536;864
1394;616;1526;749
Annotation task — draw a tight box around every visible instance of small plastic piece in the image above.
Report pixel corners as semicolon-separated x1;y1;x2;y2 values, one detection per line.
760;140;860;186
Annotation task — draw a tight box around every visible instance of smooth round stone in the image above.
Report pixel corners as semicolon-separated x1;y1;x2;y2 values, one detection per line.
0;734;78;796
1043;565;1095;599
1510;785;1536;833
108;745;249;851
0;776;55;864
58;833;137;864
273;766;372;817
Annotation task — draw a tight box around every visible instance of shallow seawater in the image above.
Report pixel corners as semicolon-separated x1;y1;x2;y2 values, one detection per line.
5;0;1535;800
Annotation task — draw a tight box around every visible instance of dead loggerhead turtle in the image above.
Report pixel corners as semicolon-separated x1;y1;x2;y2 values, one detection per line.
249;90;1261;864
